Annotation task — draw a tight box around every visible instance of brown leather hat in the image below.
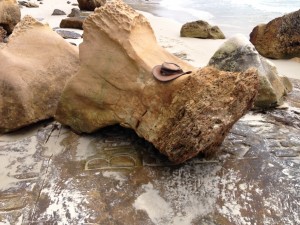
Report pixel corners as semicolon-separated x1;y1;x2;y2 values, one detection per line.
152;62;192;81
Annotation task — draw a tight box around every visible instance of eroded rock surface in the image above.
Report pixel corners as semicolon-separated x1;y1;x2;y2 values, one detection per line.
55;0;259;163
209;34;292;108
0;0;21;34
250;9;300;59
0;16;79;133
0;26;7;42
180;20;225;39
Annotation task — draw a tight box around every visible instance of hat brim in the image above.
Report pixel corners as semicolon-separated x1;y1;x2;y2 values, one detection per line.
152;65;184;82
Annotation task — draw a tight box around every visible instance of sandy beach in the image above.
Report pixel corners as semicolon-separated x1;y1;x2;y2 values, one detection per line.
0;1;300;224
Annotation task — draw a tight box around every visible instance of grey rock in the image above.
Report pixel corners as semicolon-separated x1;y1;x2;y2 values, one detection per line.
18;1;39;8
56;30;82;39
180;20;225;39
68;8;81;17
208;34;293;108
52;9;66;15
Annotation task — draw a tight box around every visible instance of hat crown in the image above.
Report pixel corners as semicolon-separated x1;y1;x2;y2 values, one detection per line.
161;62;182;72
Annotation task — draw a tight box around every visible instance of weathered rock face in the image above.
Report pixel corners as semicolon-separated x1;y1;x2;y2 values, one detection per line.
55;0;258;163
77;0;106;11
209;34;292;108
250;9;300;59
0;16;79;133
0;26;7;42
0;0;21;34
180;20;225;39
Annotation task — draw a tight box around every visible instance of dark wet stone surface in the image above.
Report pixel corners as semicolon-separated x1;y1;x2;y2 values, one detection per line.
0;79;299;224
56;29;82;39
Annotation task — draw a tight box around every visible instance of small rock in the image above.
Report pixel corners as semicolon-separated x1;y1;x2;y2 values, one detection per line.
77;0;106;11
60;17;85;29
56;30;82;39
180;20;225;39
52;9;67;16
19;1;39;8
68;8;81;17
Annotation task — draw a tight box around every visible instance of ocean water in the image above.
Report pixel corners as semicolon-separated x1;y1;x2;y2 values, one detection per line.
155;0;300;37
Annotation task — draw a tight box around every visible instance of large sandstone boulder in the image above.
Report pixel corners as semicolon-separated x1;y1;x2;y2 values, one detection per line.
0;0;21;34
209;34;292;108
250;10;300;59
77;0;106;11
180;20;225;39
55;0;259;163
0;16;79;133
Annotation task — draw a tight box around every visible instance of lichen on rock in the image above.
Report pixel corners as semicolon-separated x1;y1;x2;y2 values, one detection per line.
209;34;292;108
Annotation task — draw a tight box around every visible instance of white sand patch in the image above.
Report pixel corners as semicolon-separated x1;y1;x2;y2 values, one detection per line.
102;171;127;184
42;126;69;157
133;164;223;225
240;112;266;122
0;136;40;191
133;183;174;224
40;177;91;224
75;136;98;160
140;11;224;68
0;125;40;143
21;0;78;28
218;169;256;225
